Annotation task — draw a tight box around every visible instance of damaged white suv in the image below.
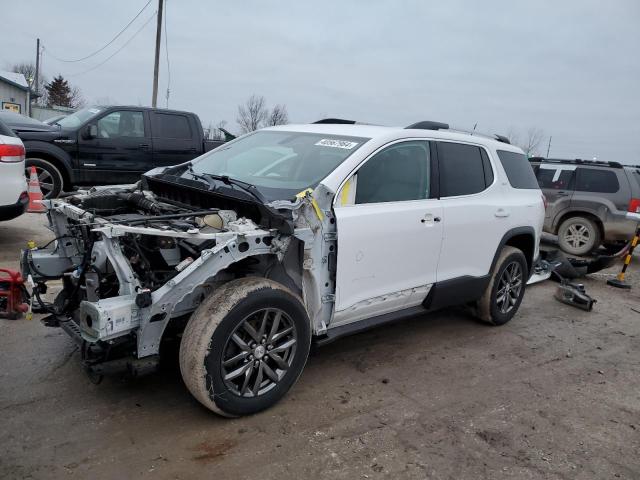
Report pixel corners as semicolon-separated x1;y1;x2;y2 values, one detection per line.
24;120;544;416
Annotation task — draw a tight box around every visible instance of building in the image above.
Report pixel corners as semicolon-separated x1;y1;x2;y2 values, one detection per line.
0;70;36;115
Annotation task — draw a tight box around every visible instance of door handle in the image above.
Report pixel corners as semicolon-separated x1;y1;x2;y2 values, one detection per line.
556;191;570;197
495;208;510;218
189;147;197;153
139;143;150;150
421;214;441;224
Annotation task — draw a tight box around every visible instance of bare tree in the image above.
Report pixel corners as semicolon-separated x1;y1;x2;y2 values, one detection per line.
70;86;86;109
237;94;268;133
12;62;48;105
506;126;544;157
205;120;228;140
266;104;288;126
521;127;544;156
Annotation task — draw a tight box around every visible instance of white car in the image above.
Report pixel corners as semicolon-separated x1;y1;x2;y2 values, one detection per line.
25;119;545;416
0;119;28;221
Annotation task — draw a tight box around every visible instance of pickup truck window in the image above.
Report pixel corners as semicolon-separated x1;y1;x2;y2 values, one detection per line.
57;107;104;128
152;113;192;139
97;111;145;138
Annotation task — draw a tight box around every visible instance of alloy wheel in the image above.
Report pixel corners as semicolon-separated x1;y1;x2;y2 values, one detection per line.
495;261;523;314
564;223;591;249
221;308;297;398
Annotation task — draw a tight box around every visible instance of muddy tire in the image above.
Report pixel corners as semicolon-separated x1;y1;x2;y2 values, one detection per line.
25;158;64;199
475;246;527;326
179;277;311;417
557;216;600;256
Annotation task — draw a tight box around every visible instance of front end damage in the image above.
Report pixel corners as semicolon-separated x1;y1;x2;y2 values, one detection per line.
24;181;336;378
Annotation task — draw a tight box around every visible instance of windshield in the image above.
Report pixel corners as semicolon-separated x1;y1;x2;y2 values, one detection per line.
186;130;369;200
57;107;104;128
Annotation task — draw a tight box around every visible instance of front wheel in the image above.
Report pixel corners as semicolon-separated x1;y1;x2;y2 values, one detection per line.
475;246;527;326
179;278;311;417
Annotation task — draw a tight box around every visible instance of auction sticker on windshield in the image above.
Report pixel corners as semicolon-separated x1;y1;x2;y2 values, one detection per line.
315;139;359;149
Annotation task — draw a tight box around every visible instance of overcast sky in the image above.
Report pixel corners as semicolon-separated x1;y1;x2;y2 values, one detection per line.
3;0;639;162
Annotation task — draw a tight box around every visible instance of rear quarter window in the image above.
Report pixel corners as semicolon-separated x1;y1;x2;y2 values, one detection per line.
575;168;619;193
497;150;539;189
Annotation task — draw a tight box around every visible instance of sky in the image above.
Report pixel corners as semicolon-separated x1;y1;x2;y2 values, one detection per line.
3;0;639;163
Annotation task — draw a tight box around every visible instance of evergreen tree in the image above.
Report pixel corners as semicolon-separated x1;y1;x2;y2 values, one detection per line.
45;75;73;107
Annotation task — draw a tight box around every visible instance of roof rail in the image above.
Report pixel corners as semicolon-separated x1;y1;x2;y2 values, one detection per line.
529;157;623;169
405;121;449;131
313;118;356;124
494;134;511;145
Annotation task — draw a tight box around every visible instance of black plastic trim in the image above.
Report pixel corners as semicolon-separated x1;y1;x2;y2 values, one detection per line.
423;275;490;310
490;226;536;277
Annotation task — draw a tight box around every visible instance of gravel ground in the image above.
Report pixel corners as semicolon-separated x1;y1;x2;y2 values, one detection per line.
1;213;639;479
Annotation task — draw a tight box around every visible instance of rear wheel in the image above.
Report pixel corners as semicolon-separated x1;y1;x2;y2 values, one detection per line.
179;278;311;417
476;246;527;326
25;158;64;199
557;216;600;256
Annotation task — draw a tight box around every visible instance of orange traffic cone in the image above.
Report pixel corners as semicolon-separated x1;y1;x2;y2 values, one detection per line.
27;166;47;213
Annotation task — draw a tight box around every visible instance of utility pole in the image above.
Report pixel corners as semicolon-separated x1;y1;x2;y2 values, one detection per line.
34;38;40;96
546;135;552;157
151;0;164;108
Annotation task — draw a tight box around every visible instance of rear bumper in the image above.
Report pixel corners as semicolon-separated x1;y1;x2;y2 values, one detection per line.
0;192;28;221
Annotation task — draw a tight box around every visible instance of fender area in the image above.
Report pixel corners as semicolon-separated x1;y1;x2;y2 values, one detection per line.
23;140;75;186
491;226;536;277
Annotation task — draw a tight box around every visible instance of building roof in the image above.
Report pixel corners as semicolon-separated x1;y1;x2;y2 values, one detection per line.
0;70;30;91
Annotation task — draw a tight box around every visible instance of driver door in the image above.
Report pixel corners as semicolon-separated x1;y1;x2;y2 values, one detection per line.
332;140;443;326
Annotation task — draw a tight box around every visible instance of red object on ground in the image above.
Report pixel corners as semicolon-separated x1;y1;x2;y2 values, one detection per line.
27;166;46;213
0;269;29;320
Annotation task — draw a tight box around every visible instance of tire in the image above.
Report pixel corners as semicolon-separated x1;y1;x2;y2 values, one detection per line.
179;277;311;417
476;246;527;326
557;216;601;256
25;158;64;200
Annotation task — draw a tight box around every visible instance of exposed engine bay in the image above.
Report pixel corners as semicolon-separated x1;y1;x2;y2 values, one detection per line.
23;180;335;376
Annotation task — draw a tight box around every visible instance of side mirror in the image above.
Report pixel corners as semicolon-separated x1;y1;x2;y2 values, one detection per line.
83;124;98;139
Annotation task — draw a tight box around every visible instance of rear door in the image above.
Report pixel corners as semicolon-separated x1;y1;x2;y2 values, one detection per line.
150;112;200;167
77;109;152;184
434;141;504;281
333;140;443;326
534;164;575;230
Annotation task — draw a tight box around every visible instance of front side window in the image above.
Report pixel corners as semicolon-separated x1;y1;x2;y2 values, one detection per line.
536;166;575;190
353;141;430;204
575;168;619;193
96;111;145;139
438;142;491;197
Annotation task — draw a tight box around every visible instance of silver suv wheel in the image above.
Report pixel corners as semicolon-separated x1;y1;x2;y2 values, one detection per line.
558;216;600;256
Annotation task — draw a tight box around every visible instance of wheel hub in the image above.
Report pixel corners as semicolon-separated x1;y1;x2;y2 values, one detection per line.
253;345;266;359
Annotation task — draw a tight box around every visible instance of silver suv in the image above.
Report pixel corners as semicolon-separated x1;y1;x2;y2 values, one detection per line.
530;157;640;255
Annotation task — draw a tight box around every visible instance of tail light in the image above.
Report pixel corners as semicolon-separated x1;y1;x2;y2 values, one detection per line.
0;144;25;163
541;193;548;209
628;198;640;214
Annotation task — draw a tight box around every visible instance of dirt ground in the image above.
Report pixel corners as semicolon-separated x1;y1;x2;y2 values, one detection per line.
1;213;639;479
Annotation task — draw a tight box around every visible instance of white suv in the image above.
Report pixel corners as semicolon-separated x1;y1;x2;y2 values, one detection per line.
25;120;545;416
0;119;28;221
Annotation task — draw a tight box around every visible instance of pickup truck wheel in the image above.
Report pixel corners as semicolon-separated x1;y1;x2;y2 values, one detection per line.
557;216;600;256
25;158;64;199
179;277;311;417
476;246;527;326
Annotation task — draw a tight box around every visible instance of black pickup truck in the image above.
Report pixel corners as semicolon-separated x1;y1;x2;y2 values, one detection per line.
6;106;224;199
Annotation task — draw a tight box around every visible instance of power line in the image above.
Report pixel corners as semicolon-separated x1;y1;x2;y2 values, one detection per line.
164;0;171;107
44;0;152;63
67;11;157;77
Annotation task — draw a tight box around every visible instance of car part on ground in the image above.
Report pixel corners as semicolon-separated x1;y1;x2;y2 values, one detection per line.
554;280;597;311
